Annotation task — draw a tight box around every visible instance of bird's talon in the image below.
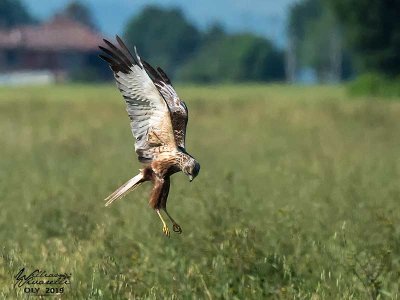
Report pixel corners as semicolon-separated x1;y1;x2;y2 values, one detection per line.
173;223;182;234
162;225;170;237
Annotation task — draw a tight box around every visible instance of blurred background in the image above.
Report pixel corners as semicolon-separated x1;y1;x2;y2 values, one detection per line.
1;1;400;299
0;0;398;94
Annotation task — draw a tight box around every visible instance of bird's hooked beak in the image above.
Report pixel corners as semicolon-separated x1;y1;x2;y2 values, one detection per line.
189;175;193;182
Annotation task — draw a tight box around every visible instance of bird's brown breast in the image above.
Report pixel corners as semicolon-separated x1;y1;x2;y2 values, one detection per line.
150;152;180;177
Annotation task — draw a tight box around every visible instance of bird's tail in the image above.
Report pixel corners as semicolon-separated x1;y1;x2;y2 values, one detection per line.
104;172;145;207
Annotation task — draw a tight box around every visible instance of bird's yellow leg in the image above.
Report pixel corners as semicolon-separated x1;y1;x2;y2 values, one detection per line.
156;209;170;237
163;209;182;234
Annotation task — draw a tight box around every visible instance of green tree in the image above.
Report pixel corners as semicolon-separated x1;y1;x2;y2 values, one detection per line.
62;1;97;30
288;0;321;42
288;0;353;82
177;34;285;83
329;0;400;76
124;6;200;76
202;23;227;45
0;0;35;28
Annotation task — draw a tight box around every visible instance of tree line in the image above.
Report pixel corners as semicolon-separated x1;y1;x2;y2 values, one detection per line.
122;5;286;83
0;0;285;83
287;0;400;83
1;0;399;85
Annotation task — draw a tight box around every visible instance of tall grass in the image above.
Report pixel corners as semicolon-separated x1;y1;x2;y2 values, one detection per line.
348;73;400;98
0;84;399;299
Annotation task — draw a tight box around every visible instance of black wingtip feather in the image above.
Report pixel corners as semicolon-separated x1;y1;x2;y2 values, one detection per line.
156;67;171;84
99;36;170;82
142;60;173;88
115;35;139;66
99;54;121;73
105;40;131;64
142;60;162;82
98;54;113;64
98;38;134;74
99;45;126;66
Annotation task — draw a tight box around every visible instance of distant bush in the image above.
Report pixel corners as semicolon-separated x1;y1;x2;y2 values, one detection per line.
348;73;400;98
123;6;284;83
177;34;285;83
124;5;201;76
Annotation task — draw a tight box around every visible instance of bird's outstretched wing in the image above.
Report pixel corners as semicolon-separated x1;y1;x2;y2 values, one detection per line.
142;61;188;150
99;36;177;162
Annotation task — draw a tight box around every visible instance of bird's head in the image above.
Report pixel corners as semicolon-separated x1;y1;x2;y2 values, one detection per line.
183;157;200;182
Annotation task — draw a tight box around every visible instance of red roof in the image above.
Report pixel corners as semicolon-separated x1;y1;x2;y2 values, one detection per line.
0;15;103;51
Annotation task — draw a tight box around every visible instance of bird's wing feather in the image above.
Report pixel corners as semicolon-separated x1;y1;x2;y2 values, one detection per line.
142;61;188;149
99;36;177;162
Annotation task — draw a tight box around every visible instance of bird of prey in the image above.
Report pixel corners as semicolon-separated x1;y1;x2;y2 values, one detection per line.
98;36;200;237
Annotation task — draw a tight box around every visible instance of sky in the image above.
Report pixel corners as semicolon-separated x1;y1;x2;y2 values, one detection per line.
22;0;298;47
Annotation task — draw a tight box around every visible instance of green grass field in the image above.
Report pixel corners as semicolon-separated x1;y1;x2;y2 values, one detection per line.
0;84;399;299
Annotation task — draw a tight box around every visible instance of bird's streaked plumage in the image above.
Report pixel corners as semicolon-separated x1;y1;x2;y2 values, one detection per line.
99;36;200;236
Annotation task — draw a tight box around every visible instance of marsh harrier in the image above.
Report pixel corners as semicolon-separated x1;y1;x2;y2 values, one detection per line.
99;36;200;237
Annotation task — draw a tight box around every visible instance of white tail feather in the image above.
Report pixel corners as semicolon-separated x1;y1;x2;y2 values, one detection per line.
105;173;144;207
